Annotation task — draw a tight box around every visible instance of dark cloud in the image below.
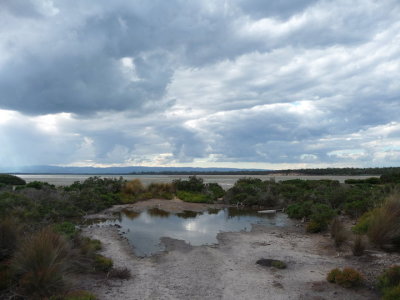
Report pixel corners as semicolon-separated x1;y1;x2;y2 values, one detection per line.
0;0;400;168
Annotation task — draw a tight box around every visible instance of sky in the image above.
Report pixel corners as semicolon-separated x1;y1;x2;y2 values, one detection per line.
0;0;400;170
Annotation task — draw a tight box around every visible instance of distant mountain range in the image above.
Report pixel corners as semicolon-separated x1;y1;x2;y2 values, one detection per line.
1;165;267;174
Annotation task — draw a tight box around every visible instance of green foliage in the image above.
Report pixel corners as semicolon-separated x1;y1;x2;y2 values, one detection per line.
352;211;374;234
327;267;363;288
94;255;113;272
12;228;72;299
77;237;102;257
271;260;287;269
0;174;26;185
176;191;212;203
345;177;381;184
306;220;324;233
309;203;336;231
286;201;313;219
378;265;400;291
382;285;400;300
53;222;78;239
25;181;56;190
381;173;400;184
173;176;205;192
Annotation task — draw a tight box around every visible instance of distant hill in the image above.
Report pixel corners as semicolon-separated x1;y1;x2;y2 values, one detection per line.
1;165;266;174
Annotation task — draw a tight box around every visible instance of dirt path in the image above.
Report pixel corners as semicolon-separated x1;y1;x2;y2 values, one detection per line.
81;201;396;300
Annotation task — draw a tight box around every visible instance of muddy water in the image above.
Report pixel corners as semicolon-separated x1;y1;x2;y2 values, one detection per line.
94;208;290;257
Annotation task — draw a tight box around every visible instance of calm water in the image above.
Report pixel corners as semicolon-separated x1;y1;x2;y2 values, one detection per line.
16;174;377;190
94;208;290;257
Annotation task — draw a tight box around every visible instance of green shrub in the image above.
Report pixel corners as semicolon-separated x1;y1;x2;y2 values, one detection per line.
176;191;212;203
286;201;313;219
0;174;26;185
383;285;400;300
173;176;205;193
378;265;400;291
78;238;102;257
310;204;335;227
25;181;56;190
94;255;113;272
0;217;20;260
12;228;72;298
327;267;363;288
306;220;324;233
352;211;374;234
53;222;78;239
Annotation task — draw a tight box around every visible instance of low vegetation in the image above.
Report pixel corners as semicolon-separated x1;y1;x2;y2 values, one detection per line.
378;265;400;299
327;267;364;288
1;171;400;297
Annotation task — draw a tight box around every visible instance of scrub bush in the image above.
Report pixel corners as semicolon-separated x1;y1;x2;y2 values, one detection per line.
351;235;366;256
367;195;400;249
378;265;400;291
330;218;348;247
327;267;363;288
0;174;26;185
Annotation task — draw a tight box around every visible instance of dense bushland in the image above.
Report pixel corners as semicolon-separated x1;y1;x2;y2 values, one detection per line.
173;176;225;203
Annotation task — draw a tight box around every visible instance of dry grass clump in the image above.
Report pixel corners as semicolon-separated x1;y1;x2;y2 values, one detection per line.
351;234;366;256
367;195;400;249
122;179;145;196
330;217;348;248
147;183;175;199
12;228;72;298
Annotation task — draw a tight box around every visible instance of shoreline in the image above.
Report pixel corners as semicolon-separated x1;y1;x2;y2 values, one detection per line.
81;200;395;299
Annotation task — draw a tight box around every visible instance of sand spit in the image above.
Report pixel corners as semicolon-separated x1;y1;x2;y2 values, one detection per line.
81;200;399;300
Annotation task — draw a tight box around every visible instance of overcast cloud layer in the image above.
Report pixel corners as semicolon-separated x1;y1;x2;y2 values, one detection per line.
1;0;400;169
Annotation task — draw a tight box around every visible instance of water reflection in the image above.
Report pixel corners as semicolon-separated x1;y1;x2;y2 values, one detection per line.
176;210;203;219
95;207;289;257
148;207;170;218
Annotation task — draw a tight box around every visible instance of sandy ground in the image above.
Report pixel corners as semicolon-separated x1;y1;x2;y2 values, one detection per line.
81;200;399;300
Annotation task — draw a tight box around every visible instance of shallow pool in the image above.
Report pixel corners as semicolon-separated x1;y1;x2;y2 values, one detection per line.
96;207;289;257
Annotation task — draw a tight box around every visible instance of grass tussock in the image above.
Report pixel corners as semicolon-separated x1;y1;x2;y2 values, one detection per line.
12;228;72;299
327;267;364;288
367;195;400;249
122;179;145;196
330;217;348;248
0;217;21;260
352;235;366;256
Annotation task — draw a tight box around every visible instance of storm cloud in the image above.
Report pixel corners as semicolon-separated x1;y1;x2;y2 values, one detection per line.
0;0;399;169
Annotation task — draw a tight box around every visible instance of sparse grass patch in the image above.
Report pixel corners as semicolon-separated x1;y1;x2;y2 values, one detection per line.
108;267;131;279
93;255;113;273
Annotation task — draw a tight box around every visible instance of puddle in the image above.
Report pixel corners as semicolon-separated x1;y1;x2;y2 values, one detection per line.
94;207;290;257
